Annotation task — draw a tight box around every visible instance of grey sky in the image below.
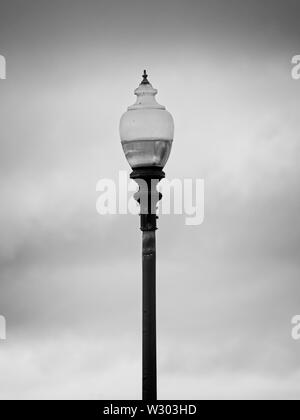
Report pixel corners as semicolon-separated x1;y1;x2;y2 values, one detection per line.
0;0;300;399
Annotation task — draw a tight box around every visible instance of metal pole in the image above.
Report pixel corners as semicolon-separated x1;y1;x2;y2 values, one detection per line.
130;167;164;401
142;230;157;401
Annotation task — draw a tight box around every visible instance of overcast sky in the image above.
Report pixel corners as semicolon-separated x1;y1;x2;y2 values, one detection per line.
0;0;300;399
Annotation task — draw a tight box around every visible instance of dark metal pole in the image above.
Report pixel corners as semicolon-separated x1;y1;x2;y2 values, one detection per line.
130;167;165;401
142;230;157;401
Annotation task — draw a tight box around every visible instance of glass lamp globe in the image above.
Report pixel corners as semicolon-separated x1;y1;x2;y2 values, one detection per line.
119;71;174;169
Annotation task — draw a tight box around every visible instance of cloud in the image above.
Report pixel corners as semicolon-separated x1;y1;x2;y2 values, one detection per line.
1;0;300;399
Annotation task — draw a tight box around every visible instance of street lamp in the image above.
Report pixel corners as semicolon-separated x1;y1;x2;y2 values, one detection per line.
119;71;174;401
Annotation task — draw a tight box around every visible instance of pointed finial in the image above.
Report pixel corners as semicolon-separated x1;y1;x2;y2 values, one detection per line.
141;69;150;85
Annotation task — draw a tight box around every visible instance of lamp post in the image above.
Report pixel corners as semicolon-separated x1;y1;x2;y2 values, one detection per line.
119;71;174;401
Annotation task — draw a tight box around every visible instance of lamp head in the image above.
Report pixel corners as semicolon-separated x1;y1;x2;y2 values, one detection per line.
119;71;174;169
